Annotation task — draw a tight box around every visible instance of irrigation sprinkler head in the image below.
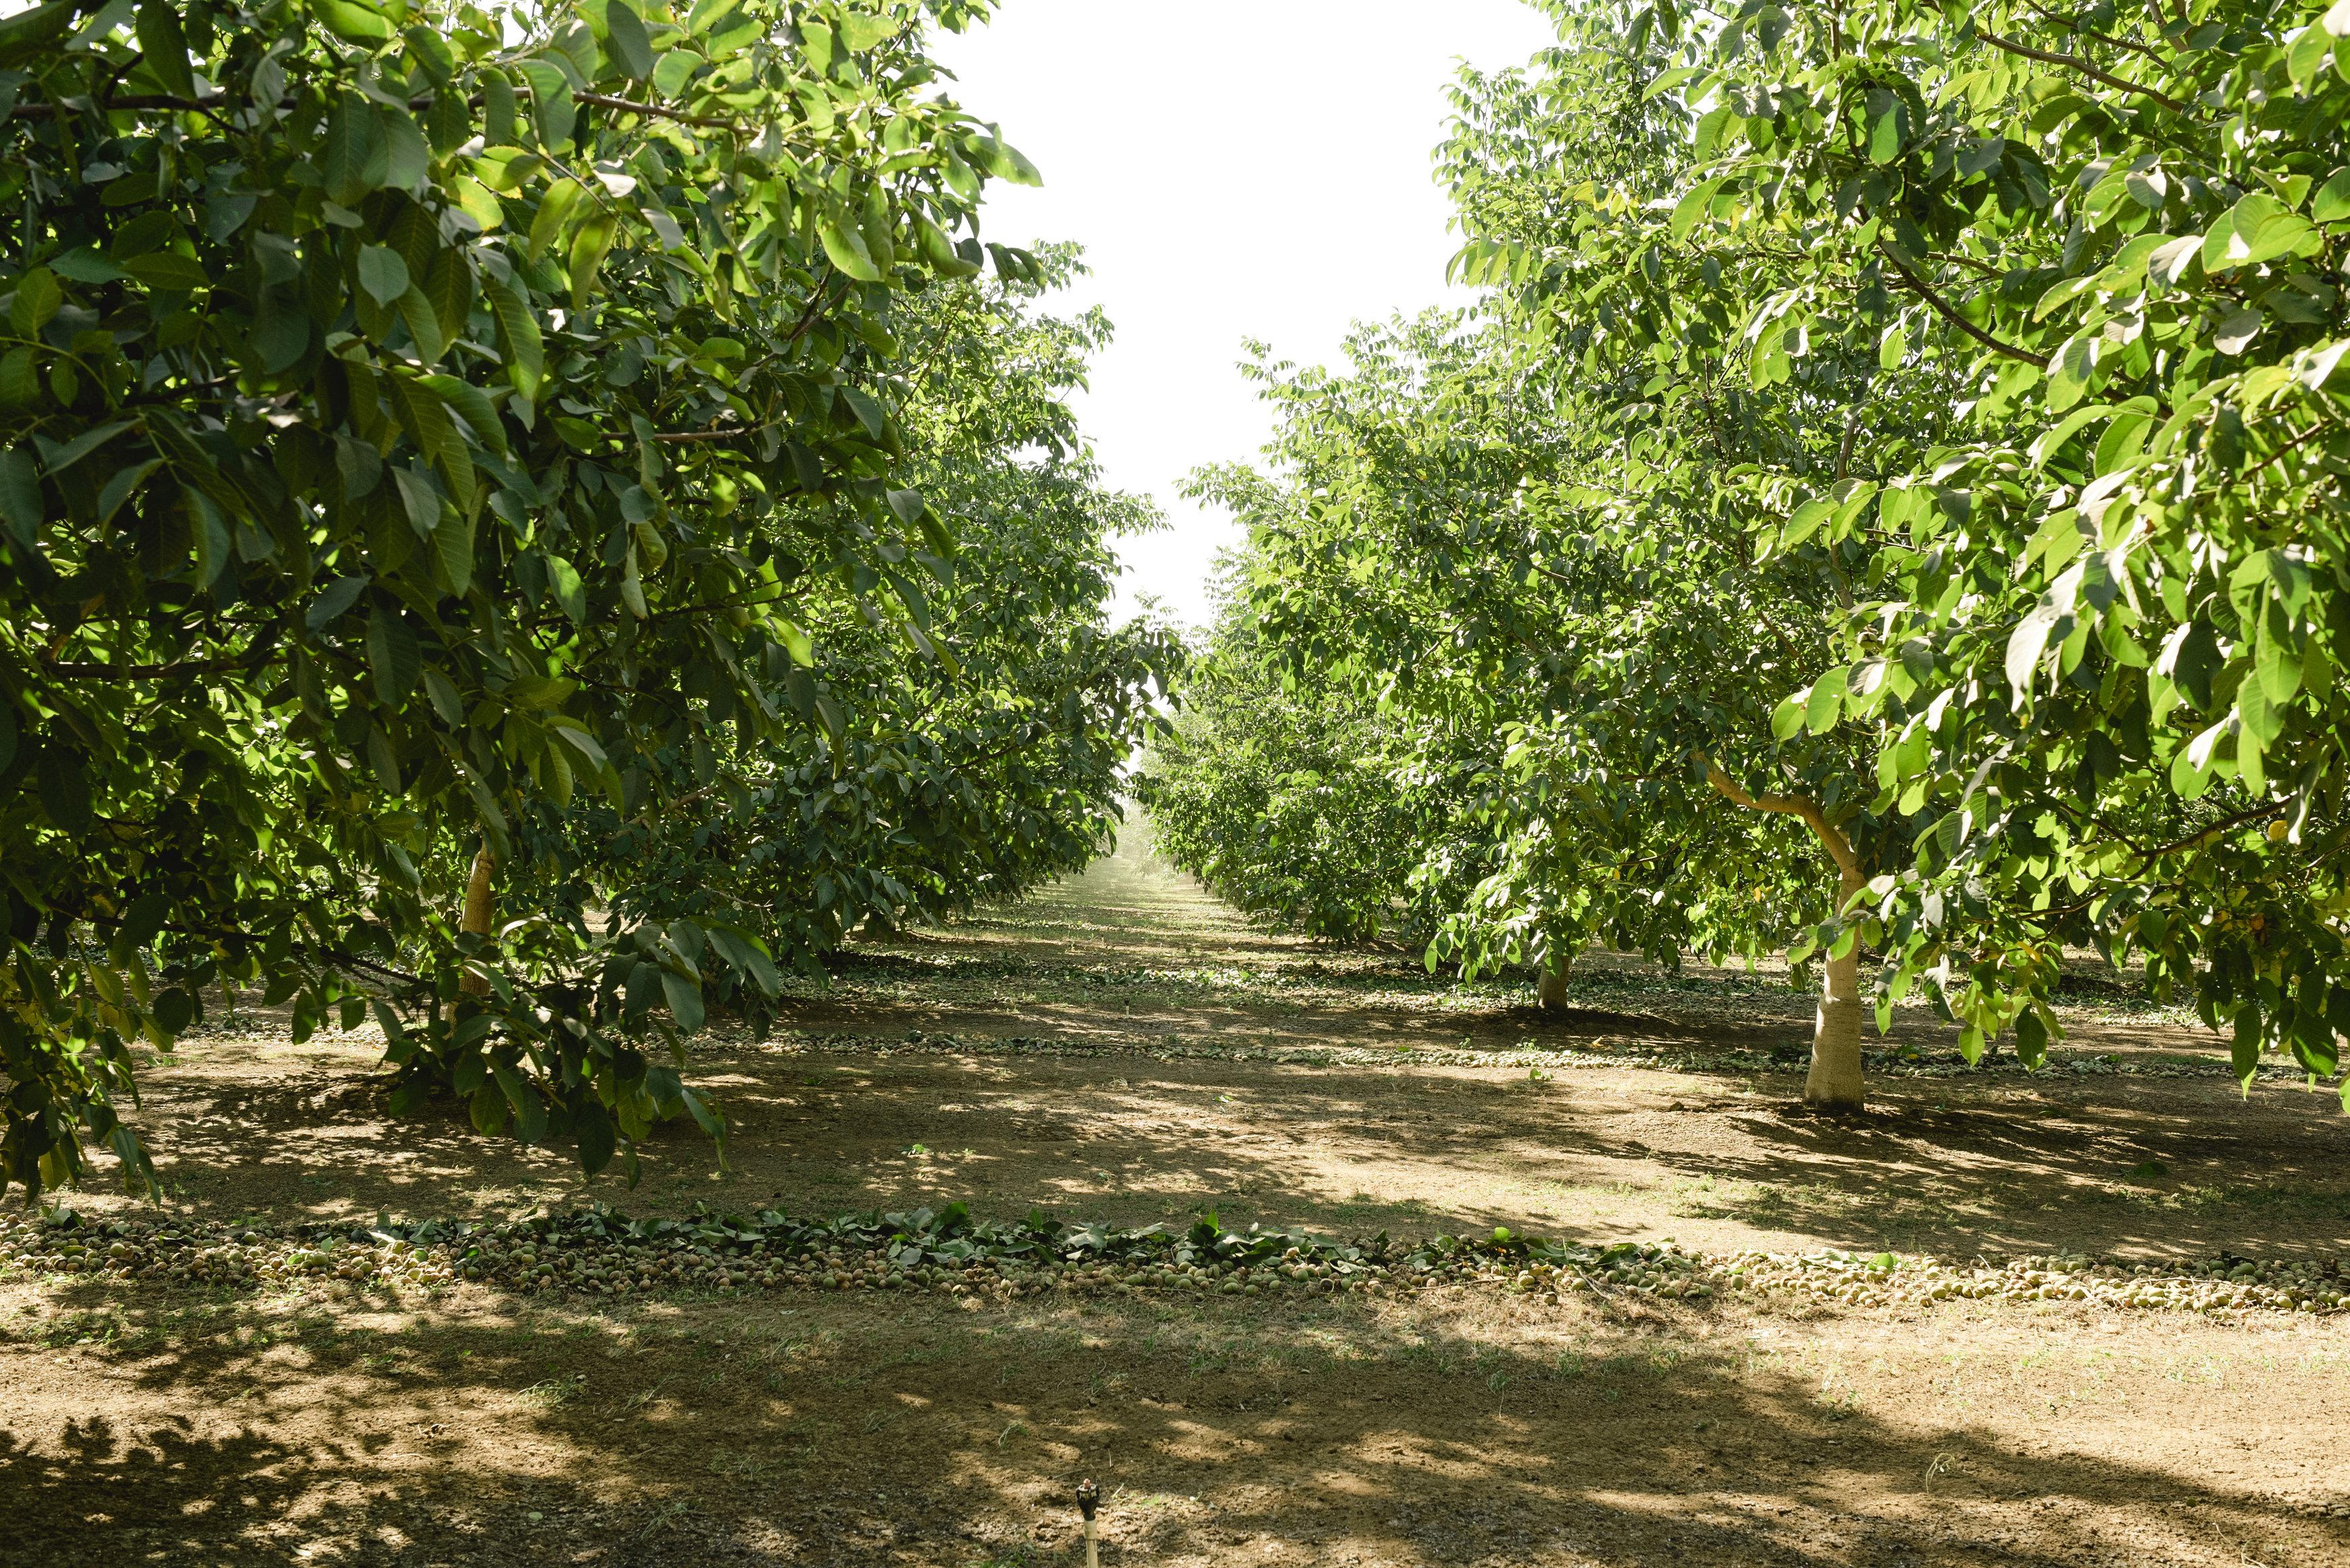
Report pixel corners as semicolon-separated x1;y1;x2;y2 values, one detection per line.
1075;1478;1099;1520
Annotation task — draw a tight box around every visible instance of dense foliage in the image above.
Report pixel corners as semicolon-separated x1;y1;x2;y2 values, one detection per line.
1149;0;2350;1111
558;249;1179;1016
1138;571;1482;946
0;0;1161;1202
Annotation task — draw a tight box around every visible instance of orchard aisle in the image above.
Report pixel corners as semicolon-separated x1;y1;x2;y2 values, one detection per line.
3;823;2348;1567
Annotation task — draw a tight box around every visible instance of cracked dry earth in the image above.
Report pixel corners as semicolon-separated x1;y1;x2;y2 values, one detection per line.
5;828;2350;1566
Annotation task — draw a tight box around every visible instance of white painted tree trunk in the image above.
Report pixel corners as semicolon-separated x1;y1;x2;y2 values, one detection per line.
1804;869;1867;1114
1537;948;1570;1012
459;843;495;997
1701;757;1871;1113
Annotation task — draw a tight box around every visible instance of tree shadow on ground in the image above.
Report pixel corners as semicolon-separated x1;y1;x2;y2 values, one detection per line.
3;1287;2343;1565
97;1011;2350;1269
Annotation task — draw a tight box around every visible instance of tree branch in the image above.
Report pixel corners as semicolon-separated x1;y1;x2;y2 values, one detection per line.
1976;29;2193;116
1925;250;2005;279
650;423;770;444
643;585;808;622
2136;801;2288;865
2018;1;2173;65
1701;754;1867;898
5;93;224;119
38;651;275;681
575;91;743;132
1875;244;2049;368
77;910;425;990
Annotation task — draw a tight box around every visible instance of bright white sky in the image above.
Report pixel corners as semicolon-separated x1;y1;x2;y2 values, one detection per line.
932;1;1560;633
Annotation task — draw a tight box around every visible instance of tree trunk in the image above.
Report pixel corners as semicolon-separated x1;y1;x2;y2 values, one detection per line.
1701;756;1870;1114
1804;867;1867;1114
1536;948;1570;1012
459;843;495;997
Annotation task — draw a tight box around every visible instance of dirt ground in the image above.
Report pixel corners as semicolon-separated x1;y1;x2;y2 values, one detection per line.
5;828;2349;1566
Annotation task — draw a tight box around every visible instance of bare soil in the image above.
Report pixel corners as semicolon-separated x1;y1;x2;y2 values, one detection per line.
5;829;2348;1566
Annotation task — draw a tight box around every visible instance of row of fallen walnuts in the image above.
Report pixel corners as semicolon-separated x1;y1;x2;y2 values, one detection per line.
3;1206;2342;1318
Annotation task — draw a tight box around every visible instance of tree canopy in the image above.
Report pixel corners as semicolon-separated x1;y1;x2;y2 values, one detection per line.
0;0;1167;1202
1147;0;2350;1113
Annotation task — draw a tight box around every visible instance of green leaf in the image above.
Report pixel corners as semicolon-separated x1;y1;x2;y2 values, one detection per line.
1770;692;1805;741
491;1061;549;1144
322;91;383;207
358;245;411;306
2044;332;2098;413
819;219;882;282
482;68;518;145
9;266;60;335
653;49;698;97
387;377;471;505
800;18;835;72
434;499;477;596
366;607;423;704
378;106;431;191
2213;306;2262;356
0;0;77;65
973;136;1043;187
118;252;210;293
39;419;135;477
837;12;896;50
1669;177;1725;242
912;213;979;277
306;574;370;630
2028;402;2117;467
2005;596;2071;704
315;0;395;44
572;1095;617;1176
36;745;91;833
567;211;620;307
2092;232;2171;296
0;346;40;407
453;176;504;230
2288;20;2335;85
2238;211;2320;268
418;373;508;456
660;969;705;1033
190;495;233;593
2296;337;2350;392
518;58;577;148
2157;620;2221;710
1868;107;1901;165
485;281;544;403
544;553;587;624
0;448;34;549
605;0;655;80
704;927;782;997
531;181;588;268
469;1085;510;1136
2231;1005;2262;1091
773;617;814;667
49;247;126;285
2013;1007;2048;1069
112;891;172;962
391;465;442;537
1642;66;1705;102
150;986;195;1037
2145;234;2202;289
679;1087;724;1142
2313;167;2350;223
1803;666;1846;734
841;386;887;440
